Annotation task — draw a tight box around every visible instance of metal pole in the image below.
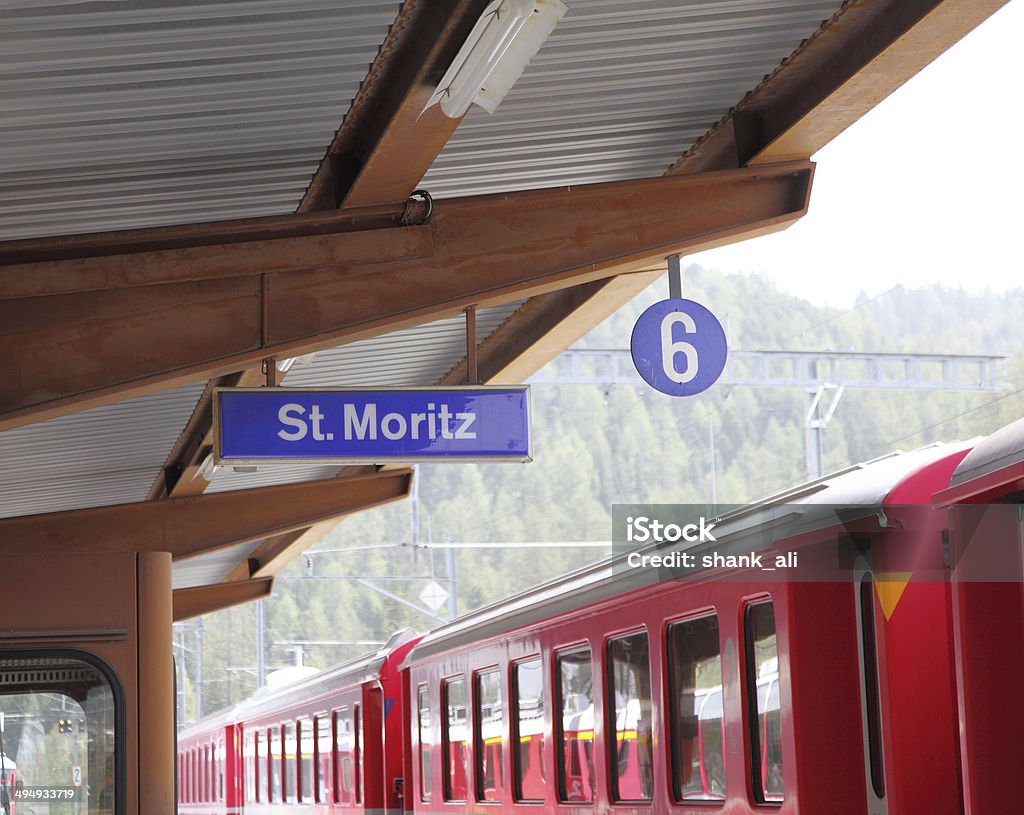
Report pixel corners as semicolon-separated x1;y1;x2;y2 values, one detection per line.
256;599;266;689
176;627;186;723
805;389;823;481
667;255;683;299
707;412;717;509
195;620;204;721
411;465;420;547
446;544;458;621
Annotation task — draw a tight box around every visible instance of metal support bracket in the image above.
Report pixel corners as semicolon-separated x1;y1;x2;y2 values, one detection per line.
465;305;480;385
668;254;683;300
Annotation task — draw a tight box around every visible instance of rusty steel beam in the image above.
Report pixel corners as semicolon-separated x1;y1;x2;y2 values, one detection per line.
0;469;412;558
173;578;274;621
0;162;812;431
439;270;662;386
299;0;483;211
672;0;1009;172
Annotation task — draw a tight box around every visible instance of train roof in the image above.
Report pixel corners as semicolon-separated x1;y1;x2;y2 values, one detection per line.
179;629;417;739
407;441;970;662
940;415;1024;502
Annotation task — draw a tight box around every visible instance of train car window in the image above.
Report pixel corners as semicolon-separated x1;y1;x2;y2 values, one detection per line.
218;737;225;800
443;677;470;801
298;717;314;803
607;632;654;802
316;715;331;803
284;721;298;803
475;670;505;801
860;576;886;798
512;658;546;802
745;602;783;804
418;685;432;801
334;708;354;804
245;731;256;803
255;729;264;803
191;749;197;802
269;726;282;802
667;614;726;801
355;704;363;804
556;648;594;803
205;744;212;801
356;704;364;806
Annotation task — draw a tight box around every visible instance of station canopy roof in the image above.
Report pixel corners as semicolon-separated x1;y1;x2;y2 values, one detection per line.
0;0;1008;618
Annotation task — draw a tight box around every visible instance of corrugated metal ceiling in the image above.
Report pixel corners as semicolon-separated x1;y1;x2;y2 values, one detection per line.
0;382;207;520
421;0;841;197
1;0;401;240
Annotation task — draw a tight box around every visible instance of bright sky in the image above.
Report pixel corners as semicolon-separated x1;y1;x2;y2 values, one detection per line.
689;0;1024;307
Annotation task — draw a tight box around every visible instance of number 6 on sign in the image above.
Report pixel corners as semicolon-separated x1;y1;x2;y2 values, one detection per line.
661;312;699;384
630;298;727;396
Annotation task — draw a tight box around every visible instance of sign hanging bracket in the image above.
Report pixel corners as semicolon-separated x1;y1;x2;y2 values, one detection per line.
465;305;481;385
668;254;683;300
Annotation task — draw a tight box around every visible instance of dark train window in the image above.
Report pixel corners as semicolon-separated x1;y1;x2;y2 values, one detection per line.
667;614;726;801
0;653;123;815
418;685;432;801
354;704;363;804
284;721;297;802
512;658;546;802
860;576;886;798
556;647;594;803
608;632;654;802
334;708;354;804
316;715;331;802
218;737;225;800
475;669;505;801
745;602;783;803
249;730;261;803
444;677;470;801
298;717;314;802
269;726;282;802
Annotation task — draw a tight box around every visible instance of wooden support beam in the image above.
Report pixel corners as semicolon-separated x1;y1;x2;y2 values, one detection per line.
0;162;813;431
672;0;1009;172
173;578;274;621
439;270;661;386
224;522;341;582
298;0;481;211
0;469;412;557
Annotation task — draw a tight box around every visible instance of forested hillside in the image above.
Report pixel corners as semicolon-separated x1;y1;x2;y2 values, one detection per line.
178;266;1024;722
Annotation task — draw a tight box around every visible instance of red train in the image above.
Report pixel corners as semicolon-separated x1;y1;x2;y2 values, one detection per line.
178;417;1024;814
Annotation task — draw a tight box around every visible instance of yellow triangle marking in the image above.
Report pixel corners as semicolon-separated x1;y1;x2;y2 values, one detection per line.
874;572;912;621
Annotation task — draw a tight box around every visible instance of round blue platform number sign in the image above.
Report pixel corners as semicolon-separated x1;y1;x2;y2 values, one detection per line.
630;299;728;396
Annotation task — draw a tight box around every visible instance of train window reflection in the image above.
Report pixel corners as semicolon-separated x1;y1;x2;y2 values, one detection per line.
512;658;545;802
444;678;469;801
418;685;432;801
607;632;653;802
0;653;119;815
667;614;726;801
316;715;330;802
354;704;363;805
268;726;282;802
283;722;297;803
475;670;504;801
746;602;783;803
556;648;594;803
250;730;261;803
298;717;314;802
334;708;354;804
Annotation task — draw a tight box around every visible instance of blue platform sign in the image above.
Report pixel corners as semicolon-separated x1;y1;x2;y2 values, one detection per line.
630;298;728;396
215;387;531;463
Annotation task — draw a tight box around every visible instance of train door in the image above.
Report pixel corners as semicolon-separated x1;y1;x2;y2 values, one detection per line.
0;551;176;815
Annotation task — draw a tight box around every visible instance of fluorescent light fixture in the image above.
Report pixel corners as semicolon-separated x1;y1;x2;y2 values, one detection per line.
276;352;317;373
426;0;567;119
